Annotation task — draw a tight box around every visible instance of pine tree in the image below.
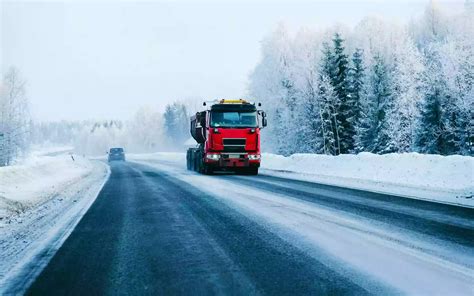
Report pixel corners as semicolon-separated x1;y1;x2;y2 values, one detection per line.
356;54;392;153
416;88;443;154
416;45;450;154
330;33;354;154
348;48;365;152
317;42;341;155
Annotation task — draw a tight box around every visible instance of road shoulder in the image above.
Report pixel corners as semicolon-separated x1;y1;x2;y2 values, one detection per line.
0;160;110;295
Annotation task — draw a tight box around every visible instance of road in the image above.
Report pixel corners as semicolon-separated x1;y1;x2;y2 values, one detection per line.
26;160;474;295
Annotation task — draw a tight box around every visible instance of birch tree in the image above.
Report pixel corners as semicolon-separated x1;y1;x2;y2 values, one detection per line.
0;68;30;166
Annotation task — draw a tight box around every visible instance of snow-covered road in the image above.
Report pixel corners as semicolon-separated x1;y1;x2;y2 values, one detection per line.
16;158;474;295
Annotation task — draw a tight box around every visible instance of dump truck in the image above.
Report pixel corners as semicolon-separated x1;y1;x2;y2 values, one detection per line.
186;99;267;175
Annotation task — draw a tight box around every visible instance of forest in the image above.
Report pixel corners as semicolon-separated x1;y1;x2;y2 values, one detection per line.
249;0;473;156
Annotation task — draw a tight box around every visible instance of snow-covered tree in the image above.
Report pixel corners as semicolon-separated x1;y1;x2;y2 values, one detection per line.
356;54;392;153
348;48;365;152
249;23;302;155
415;44;447;154
385;29;425;153
318;74;340;155
0;68;30;166
438;38;474;155
249;3;472;156
291;28;324;153
127;107;165;152
163;102;189;148
329;33;354;154
411;0;448;47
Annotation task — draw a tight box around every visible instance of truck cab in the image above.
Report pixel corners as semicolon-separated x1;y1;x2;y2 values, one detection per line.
187;99;267;175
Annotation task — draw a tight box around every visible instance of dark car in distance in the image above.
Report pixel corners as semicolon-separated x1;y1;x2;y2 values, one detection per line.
108;147;126;162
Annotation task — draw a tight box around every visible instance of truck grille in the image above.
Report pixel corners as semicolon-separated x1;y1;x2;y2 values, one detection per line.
223;138;246;152
223;138;246;146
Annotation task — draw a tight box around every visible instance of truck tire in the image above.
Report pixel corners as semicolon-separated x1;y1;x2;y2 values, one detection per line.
203;165;213;175
195;150;202;173
186;150;191;170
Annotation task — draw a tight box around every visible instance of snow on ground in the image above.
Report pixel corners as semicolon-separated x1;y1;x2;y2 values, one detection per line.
29;145;74;157
0;153;109;292
0;154;94;219
129;152;474;207
261;152;474;207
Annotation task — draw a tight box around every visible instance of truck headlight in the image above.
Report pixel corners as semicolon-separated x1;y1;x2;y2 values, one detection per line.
206;153;220;160
248;154;261;160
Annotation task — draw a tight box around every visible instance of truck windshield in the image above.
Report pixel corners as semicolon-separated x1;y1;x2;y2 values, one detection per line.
210;111;257;128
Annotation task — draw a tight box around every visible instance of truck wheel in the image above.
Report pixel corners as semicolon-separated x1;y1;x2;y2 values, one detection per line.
196;151;204;173
186;150;191;170
203;165;213;175
188;150;192;170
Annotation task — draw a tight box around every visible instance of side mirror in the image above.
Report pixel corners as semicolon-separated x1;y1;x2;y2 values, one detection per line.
262;117;267;128
106;151;109;154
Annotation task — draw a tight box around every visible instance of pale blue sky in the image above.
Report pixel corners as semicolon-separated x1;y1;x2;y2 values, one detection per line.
0;0;464;121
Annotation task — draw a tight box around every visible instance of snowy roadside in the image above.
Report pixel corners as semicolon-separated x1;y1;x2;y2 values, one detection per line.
0;154;96;218
128;152;473;207
0;154;110;294
261;152;474;208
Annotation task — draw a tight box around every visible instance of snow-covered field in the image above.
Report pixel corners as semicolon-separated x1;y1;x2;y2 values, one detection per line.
0;153;109;291
129;152;474;207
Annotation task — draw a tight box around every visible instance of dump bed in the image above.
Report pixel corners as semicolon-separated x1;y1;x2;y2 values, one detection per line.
190;113;206;144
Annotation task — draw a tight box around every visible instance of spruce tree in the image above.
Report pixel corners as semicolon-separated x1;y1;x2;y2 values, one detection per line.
348;48;365;152
416;46;448;154
356;54;392;153
318;42;341;155
330;33;354;154
416;88;443;154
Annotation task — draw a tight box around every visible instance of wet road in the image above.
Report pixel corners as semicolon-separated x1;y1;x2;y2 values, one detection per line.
26;161;474;295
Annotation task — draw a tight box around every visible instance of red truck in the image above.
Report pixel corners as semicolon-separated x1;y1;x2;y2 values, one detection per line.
186;99;267;175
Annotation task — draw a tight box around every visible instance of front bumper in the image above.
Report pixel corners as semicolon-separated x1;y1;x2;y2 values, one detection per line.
205;153;260;168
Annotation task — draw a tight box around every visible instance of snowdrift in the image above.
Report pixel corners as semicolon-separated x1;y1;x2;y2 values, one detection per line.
0;154;96;218
262;152;474;207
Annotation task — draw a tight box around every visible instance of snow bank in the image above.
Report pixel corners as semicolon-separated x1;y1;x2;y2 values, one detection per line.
0;154;109;293
0;154;95;219
262;152;474;207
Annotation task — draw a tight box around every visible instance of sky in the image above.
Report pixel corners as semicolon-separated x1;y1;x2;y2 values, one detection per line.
0;0;465;121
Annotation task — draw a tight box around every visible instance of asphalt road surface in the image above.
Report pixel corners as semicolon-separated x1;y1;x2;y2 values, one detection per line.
26;161;474;295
